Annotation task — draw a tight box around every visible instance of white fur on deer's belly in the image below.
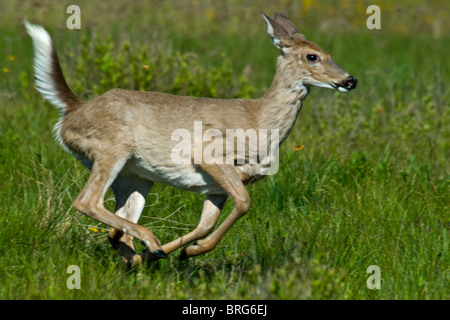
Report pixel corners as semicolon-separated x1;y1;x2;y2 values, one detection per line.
123;157;226;194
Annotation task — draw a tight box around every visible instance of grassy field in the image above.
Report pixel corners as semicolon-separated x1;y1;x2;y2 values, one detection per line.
0;0;448;300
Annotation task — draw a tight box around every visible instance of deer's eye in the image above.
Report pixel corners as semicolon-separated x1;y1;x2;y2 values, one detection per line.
306;54;320;62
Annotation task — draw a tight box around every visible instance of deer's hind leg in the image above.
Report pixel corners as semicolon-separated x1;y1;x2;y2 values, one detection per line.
109;175;154;267
73;158;166;265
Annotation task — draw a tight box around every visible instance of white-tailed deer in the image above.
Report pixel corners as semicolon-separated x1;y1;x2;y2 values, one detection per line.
25;11;357;267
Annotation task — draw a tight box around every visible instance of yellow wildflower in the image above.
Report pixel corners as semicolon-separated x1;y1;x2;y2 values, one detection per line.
377;106;384;114
205;9;215;20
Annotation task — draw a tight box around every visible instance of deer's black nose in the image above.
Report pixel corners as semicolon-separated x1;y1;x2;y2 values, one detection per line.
344;76;357;90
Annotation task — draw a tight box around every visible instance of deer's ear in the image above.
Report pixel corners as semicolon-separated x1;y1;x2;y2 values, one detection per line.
261;11;291;49
273;12;304;37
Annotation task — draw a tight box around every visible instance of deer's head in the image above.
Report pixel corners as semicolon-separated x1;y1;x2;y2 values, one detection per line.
262;11;357;93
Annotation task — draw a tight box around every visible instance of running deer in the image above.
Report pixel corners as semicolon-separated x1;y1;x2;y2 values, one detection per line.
25;11;357;267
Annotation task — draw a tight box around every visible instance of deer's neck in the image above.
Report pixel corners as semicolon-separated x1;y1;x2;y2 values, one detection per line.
257;56;309;145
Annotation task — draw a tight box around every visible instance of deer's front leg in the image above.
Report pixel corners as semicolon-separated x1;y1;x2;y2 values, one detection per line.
161;194;227;255
179;164;250;260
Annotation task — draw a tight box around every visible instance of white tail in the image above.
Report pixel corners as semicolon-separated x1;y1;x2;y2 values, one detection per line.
25;20;81;113
26;11;356;267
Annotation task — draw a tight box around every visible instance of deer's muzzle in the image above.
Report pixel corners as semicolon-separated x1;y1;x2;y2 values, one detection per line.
332;75;357;93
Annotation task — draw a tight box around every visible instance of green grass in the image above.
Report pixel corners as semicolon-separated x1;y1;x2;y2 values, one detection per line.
0;0;448;299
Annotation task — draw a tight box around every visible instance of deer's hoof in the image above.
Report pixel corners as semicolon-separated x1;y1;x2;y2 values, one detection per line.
179;248;189;261
179;241;199;261
152;249;168;259
141;249;168;264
